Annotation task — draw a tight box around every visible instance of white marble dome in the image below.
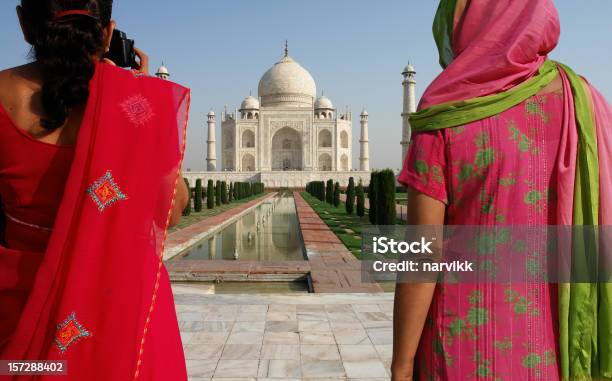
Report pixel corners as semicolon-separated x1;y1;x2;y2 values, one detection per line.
241;95;260;110
315;95;333;109
258;56;316;107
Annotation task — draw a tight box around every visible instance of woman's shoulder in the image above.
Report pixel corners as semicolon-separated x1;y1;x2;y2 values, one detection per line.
0;64;42;113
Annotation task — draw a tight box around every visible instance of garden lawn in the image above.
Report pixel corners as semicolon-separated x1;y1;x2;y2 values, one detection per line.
170;193;268;232
301;192;366;258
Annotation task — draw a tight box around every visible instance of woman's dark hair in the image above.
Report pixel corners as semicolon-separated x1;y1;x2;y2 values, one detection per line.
20;0;113;130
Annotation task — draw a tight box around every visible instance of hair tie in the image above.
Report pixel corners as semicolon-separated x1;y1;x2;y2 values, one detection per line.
53;9;99;23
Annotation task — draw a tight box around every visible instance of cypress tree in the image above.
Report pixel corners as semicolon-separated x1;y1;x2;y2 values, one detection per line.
368;172;378;224
333;182;340;207
377;169;397;225
182;178;192;216
319;181;326;202
194;179;203;212
229;182;233;202
345;177;355;215
326;179;334;204
215;180;222;206
356;180;365;217
221;181;228;204
207;179;214;209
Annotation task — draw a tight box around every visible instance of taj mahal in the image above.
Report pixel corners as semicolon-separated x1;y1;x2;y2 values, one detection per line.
159;44;417;188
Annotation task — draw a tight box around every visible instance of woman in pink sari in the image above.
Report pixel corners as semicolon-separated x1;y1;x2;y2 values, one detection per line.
0;1;190;379
393;0;611;380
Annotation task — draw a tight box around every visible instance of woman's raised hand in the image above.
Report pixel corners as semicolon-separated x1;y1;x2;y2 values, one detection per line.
133;47;149;76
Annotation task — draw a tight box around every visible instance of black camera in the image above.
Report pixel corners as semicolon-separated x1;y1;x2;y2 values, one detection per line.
105;29;136;68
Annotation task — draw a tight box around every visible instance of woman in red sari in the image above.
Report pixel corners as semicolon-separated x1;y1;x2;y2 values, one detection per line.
0;1;190;379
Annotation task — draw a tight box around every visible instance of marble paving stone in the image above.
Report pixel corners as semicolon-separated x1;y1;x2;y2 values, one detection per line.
260;344;300;360
178;311;205;322
366;328;393;345
258;359;302;379
226;331;264;345
191;332;230;345
186;359;218;379
375;344;393;361
333;329;371;345
211;378;255;381
205;311;238;321
232;321;266;333
343;360;388;378
236;312;267;322
299;331;336;345
326;312;359;322
193;321;235;333
330;322;363;331
268;304;297;312
324;305;353;313
297;311;329;321
181;321;206;332
263;331;300;345
266;311;298;322
266;320;298;332
298;320;331;333
352;304;382;312
362;320;392;330
181;331;195;345
356;311;390;322
184;344;224;360
301;360;346;378
300;345;341;361
220;344;261;360
296;304;326;312
338;345;379;362
240;304;269;313
214;360;259;378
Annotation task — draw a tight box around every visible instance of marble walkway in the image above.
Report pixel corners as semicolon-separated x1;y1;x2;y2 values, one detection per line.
174;285;394;381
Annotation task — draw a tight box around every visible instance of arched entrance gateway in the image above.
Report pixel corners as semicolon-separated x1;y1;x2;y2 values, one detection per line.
271;127;302;171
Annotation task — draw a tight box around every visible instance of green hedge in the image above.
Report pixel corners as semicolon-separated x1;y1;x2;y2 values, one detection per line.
356;180;365;217
182;178;192;216
345;177;355;215
326;179;334;204
368;171;378;224
194;179;203;212
333;182;340;207
376;169;397;224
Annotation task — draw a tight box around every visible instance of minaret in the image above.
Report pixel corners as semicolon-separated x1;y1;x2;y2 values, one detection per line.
401;62;416;163
206;110;217;171
359;109;370;171
155;62;170;80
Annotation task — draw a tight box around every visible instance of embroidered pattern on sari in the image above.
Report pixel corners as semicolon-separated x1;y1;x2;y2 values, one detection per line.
55;312;90;354
121;94;154;127
87;171;127;212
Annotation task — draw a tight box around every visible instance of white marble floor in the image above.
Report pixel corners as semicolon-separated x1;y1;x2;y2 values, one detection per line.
173;285;394;381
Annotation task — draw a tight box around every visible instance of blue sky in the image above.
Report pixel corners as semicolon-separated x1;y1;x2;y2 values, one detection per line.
1;1;610;171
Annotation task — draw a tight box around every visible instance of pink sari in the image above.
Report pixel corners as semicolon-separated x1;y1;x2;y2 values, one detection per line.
0;63;190;380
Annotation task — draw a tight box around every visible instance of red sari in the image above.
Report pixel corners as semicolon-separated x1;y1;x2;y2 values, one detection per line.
0;62;190;380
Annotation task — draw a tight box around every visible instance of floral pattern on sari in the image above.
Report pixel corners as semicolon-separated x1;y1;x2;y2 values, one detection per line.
400;93;564;380
55;312;90;354
121;94;154;127
86;170;128;212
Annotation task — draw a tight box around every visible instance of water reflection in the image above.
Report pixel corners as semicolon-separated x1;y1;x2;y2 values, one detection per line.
177;193;304;261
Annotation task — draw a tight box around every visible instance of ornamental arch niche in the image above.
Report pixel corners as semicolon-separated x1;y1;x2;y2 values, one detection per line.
318;153;332;171
271;127;302;171
318;129;332;148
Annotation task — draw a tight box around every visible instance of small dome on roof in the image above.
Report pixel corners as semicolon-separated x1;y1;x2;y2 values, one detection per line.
207;110;215;116
402;63;415;74
361;109;368;116
241;95;260;110
315;95;333;109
